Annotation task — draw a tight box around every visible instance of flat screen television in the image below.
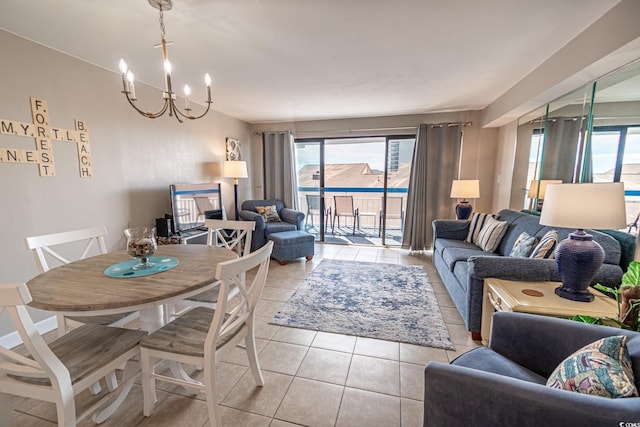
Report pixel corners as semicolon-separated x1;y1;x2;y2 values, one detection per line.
169;183;223;233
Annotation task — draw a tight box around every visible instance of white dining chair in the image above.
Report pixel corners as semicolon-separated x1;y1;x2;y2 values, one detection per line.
140;241;273;427
25;226;140;337
0;282;146;426
166;219;255;322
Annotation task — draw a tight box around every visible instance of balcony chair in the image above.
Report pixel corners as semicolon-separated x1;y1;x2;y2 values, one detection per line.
239;199;305;251
379;196;405;236
332;195;359;235
165;219;255;322
305;194;331;232
139;241;274;427
0;282;146;426
424;312;640;427
24;226;139;337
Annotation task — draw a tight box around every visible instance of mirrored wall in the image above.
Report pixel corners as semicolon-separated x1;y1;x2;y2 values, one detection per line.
514;58;640;227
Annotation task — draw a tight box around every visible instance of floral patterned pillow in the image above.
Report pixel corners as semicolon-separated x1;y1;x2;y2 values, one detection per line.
255;205;281;222
546;335;638;398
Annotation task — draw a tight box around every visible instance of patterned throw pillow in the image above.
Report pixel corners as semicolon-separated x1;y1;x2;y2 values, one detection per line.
546;335;638;398
255;205;281;222
530;230;558;259
465;212;494;244
509;232;538;258
476;216;508;253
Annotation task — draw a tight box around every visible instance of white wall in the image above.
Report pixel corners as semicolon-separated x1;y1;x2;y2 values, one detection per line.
0;30;251;336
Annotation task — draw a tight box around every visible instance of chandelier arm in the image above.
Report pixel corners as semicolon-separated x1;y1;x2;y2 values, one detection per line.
123;91;170;119
184;101;213;120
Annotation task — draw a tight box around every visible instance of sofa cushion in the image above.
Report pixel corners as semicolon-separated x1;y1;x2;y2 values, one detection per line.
546;335;638;398
466;213;493;244
442;246;485;272
530;230;558;259
509;232;538;258
264;222;297;236
477;217;508;253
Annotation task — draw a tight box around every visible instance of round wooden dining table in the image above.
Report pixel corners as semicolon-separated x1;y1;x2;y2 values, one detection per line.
27;244;237;332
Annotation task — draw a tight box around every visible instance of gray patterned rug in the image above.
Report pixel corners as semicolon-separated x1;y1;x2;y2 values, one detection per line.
270;259;455;350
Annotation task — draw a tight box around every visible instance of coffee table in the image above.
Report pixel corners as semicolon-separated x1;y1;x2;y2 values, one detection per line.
481;278;619;345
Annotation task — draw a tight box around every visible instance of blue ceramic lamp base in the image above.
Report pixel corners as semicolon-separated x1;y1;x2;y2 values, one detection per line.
455;200;473;220
554;230;604;302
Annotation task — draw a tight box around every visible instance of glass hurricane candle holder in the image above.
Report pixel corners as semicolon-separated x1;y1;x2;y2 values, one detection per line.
124;227;158;270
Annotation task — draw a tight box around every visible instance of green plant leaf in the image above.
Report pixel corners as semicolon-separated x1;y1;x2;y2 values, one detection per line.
621;261;640;287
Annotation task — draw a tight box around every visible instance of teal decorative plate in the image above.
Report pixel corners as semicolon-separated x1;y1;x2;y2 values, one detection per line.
104;256;179;278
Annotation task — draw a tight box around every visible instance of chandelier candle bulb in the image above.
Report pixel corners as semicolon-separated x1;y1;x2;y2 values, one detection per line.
126;71;136;100
183;85;191;110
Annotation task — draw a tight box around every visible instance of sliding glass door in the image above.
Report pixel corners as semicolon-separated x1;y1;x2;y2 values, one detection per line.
294;135;415;246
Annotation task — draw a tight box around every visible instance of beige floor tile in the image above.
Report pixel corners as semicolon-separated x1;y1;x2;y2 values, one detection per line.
345;354;400;396
77;384;153;427
434;291;456;308
258;341;308;375
137;391;209;427
253;315;282;340
269;419;301;427
401;397;424;427
440;306;465;324
399;343;449;365
271;327;317;346
10;411;56;426
275;378;343;427
219;406;272;427
218;338;269;366
265;278;305;290
354;336;400;360
336;388;400;427
255;300;285;318
222;370;293;417
400;362;425;401
260;287;296;302
311;332;357;353
446;323;480;347
296;347;353;385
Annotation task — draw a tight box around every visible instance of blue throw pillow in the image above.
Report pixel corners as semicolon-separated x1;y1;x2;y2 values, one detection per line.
530;230;558;259
509;232;538;258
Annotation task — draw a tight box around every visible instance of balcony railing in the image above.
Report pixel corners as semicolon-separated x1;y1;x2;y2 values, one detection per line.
297;186;408;244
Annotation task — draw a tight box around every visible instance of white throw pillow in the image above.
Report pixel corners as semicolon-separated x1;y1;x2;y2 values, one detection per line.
477;216;508;253
465;212;494;244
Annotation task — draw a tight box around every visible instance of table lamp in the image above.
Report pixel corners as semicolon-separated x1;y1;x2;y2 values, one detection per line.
539;182;626;302
450;180;480;220
223;160;248;220
528;179;562;210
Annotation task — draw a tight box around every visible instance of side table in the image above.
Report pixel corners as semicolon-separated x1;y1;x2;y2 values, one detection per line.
481;278;618;345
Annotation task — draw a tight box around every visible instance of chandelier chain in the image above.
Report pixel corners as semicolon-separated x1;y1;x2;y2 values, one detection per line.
159;7;166;40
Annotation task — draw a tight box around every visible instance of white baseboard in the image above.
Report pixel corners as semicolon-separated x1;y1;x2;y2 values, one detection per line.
0;315;58;349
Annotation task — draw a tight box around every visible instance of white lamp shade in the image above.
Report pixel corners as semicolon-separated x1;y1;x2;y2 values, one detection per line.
223;161;248;179
450;180;480;199
527;179;562;199
539;182;627;230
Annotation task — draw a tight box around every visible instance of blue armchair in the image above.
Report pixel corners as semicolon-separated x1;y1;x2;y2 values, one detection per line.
424;312;640;427
239;199;305;251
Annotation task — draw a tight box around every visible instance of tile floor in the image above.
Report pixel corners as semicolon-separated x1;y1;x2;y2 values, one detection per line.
8;243;481;426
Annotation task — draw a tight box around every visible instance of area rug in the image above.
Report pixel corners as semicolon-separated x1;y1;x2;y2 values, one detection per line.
270;259;455;350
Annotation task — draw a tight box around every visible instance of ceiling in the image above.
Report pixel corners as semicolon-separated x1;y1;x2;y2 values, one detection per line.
0;0;623;124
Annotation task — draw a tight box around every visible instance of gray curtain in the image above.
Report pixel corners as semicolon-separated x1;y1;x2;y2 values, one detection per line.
402;123;462;252
541;117;583;183
263;131;299;209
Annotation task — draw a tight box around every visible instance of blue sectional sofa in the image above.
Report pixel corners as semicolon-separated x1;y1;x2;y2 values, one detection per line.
432;209;625;338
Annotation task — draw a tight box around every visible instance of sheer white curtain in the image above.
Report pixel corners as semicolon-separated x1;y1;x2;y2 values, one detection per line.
402;123;462;251
262;131;299;209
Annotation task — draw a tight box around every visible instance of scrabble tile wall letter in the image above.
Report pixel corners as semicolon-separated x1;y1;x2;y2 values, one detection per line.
0;97;92;177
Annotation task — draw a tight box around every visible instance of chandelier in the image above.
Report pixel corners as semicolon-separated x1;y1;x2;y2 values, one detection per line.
118;0;212;123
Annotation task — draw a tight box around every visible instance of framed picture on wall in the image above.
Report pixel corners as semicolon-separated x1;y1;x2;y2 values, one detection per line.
226;138;241;161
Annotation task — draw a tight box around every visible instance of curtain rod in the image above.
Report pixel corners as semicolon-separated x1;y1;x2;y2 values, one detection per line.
252;121;472;135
